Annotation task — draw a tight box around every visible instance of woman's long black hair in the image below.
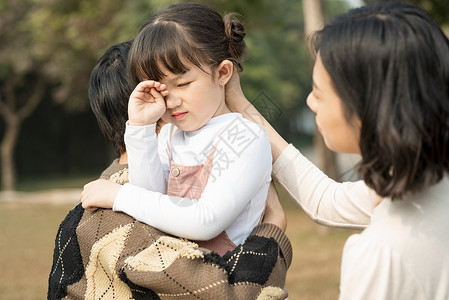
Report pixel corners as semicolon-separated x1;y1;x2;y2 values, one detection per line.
313;2;449;199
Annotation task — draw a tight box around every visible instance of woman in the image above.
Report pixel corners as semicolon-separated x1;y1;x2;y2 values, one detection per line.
227;2;449;299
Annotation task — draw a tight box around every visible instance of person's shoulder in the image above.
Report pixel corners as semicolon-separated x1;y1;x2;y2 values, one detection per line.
241;116;267;135
236;114;270;147
100;158;127;180
221;113;268;138
216;114;270;156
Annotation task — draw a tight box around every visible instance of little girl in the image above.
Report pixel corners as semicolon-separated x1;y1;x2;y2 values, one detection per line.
81;3;271;256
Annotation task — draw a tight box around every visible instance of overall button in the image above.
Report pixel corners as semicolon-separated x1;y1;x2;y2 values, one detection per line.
171;167;180;177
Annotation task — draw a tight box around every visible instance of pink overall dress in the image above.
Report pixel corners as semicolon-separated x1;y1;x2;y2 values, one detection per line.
166;134;236;256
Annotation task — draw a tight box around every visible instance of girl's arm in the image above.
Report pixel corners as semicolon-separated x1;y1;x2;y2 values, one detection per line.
81;81;170;209
81;124;169;210
125;123;169;193
112;122;272;241
225;72;377;228
126;80;169;193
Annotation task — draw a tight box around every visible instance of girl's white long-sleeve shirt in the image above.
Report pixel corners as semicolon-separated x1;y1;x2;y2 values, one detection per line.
113;113;271;245
273;144;449;299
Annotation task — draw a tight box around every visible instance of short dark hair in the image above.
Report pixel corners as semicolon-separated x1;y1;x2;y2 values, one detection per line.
313;3;449;199
128;3;246;86
88;41;133;155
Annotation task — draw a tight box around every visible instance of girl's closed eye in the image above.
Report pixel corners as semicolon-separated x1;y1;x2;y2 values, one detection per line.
177;81;192;88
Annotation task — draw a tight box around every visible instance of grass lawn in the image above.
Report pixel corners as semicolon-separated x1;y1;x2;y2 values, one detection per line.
0;183;358;299
0;202;76;299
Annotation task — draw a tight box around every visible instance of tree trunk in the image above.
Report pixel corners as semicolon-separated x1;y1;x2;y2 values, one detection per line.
303;0;339;235
0;76;45;190
1;117;20;191
302;0;339;181
314;130;339;179
303;0;325;37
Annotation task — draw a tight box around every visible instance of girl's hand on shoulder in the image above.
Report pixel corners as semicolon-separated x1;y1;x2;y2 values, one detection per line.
128;80;169;126
80;179;121;210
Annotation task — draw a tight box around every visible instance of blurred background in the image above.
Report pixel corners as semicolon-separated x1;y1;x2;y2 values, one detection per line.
0;0;448;299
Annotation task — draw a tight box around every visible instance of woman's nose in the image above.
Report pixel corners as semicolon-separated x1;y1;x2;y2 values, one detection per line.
306;92;317;113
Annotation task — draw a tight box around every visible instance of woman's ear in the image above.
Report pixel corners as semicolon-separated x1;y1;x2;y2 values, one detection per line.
216;60;234;86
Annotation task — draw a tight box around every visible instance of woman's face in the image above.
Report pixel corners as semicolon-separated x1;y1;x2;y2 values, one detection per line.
306;54;361;154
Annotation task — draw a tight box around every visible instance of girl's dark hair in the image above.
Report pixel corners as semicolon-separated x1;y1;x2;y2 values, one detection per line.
128;3;246;86
313;3;449;199
89;41;133;155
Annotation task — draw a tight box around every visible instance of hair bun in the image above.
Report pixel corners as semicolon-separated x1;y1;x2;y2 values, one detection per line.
224;13;246;70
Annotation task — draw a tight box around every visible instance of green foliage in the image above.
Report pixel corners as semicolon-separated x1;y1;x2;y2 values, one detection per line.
363;0;449;26
408;0;449;26
2;0;354;178
216;0;351;142
23;0;143;110
1;0;183;112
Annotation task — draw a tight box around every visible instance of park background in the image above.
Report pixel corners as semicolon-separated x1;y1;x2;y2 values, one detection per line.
0;0;447;299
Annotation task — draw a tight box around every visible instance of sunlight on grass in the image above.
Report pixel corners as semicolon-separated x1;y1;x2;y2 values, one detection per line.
278;184;357;300
285;207;353;299
0;202;76;299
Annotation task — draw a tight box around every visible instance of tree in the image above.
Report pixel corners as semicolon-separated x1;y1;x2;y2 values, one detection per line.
0;1;47;190
302;0;339;180
364;0;449;27
0;0;160;190
409;0;449;26
1;0;358;188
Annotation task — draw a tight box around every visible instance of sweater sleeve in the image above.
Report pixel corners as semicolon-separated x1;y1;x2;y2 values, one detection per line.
125;122;168;193
251;223;292;269
114;124;272;241
272;144;377;229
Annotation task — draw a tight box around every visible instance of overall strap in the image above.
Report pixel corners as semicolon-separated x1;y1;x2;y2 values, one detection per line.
167;127;178;162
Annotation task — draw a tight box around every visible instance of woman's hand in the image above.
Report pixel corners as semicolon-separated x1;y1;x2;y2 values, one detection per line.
128;80;169;126
225;71;288;162
225;71;251;113
80;179;121;210
263;182;287;231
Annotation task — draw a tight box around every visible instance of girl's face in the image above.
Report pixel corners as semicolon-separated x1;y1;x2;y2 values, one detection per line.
307;54;361;154
159;61;230;132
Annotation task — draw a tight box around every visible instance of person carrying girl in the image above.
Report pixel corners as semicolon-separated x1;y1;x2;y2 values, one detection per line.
81;3;272;256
